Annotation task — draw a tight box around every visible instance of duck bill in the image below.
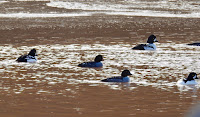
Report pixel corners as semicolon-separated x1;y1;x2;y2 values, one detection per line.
195;77;199;79
154;38;158;42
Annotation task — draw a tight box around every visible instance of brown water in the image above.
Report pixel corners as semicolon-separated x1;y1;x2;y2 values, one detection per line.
1;1;200;117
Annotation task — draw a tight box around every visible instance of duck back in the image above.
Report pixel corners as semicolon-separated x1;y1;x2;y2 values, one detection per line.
132;44;145;50
101;76;130;82
16;55;28;62
187;43;200;46
78;62;103;67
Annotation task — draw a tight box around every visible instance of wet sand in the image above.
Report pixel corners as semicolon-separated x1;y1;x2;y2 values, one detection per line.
1;1;200;117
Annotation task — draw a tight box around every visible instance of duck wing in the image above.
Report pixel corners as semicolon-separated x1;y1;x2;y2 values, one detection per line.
16;55;28;62
101;76;123;82
78;62;95;67
132;44;146;50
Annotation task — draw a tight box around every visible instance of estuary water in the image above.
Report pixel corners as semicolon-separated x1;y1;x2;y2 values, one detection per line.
0;0;200;117
0;0;200;18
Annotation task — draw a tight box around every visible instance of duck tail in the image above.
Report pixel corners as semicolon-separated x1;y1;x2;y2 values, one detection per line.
183;79;187;83
78;63;86;67
101;79;108;82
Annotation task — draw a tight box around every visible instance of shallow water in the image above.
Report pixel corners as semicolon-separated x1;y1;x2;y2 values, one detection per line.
1;42;200;116
1;0;200;117
0;0;200;18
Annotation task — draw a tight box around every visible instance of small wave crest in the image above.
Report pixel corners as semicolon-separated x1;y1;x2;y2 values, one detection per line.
45;1;200;18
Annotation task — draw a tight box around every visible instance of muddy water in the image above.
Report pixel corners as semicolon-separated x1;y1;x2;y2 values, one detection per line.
1;1;200;117
0;16;200;117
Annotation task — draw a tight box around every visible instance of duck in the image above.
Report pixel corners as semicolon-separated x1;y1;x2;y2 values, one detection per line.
78;55;103;67
16;49;38;63
176;72;199;85
132;35;158;50
101;70;132;82
187;43;200;46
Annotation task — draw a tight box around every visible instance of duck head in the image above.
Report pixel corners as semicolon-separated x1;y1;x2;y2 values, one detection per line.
147;35;158;43
28;49;37;56
184;72;199;83
188;72;198;80
121;70;132;77
94;55;104;62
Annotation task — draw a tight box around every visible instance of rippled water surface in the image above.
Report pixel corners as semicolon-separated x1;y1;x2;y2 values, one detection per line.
0;0;200;18
1;42;200;116
1;0;200;117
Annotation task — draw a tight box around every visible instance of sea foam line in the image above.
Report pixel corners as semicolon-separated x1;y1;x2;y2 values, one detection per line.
45;1;200;18
0;11;200;18
0;1;7;4
0;13;91;18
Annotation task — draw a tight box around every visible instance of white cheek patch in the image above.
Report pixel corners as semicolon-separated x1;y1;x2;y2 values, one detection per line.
154;38;157;42
193;75;197;79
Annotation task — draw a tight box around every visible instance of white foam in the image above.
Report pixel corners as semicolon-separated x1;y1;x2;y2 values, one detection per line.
45;1;200;18
14;0;51;2
105;11;200;18
1;43;200;92
0;12;91;18
1;0;200;18
1;11;197;19
47;1;200;12
1;9;199;18
0;1;7;4
46;1;130;11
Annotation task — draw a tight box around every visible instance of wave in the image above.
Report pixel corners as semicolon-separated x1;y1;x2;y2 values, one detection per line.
0;12;91;18
0;11;199;18
45;1;200;18
47;1;200;11
0;1;8;4
1;43;200;92
1;0;200;18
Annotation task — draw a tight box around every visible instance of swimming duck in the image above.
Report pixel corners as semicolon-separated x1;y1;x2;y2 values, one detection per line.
132;35;158;50
176;72;199;85
101;70;132;82
187;43;200;46
78;55;103;67
16;49;38;63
